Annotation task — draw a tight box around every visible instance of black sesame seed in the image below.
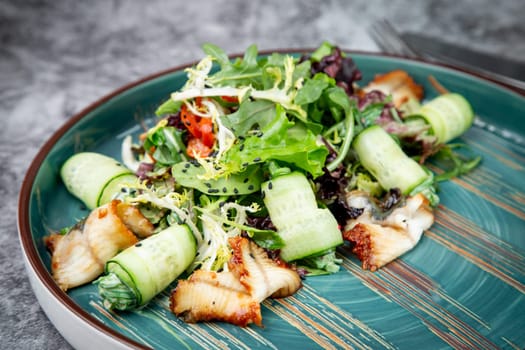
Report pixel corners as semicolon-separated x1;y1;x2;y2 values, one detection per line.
182;169;187;173
208;188;220;194
207;239;211;245
204;182;212;188
184;163;190;168
268;181;273;190
239;144;244;151
248;185;254;190
233;188;239;194
222;187;227;193
253;157;261;162
242;162;249;167
243;178;249;183
135;243;142;247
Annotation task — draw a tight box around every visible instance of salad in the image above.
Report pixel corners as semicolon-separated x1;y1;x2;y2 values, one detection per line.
44;42;480;327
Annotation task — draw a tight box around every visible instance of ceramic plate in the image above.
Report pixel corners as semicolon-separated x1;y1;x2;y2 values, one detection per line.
18;51;525;350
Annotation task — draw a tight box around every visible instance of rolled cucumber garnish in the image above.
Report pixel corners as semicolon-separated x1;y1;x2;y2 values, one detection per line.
410;93;474;144
97;224;196;310
61;152;136;209
353;125;430;195
262;171;343;262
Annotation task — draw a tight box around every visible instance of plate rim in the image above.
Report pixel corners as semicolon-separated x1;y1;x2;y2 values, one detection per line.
16;48;525;349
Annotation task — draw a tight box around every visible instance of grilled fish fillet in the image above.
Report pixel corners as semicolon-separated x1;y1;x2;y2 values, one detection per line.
343;192;434;271
44;200;154;290
171;236;302;326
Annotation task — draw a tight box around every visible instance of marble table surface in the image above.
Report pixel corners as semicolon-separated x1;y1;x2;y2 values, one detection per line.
2;0;524;348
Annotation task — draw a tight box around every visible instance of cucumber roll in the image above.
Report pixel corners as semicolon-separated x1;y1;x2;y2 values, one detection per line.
410;93;474;144
61;152;137;209
261;171;343;262
353;125;430;195
96;224;197;310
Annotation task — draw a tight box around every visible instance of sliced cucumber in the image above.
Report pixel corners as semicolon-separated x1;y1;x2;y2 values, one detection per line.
172;162;263;196
353;125;429;194
98;173;138;205
275;209;342;261
98;224;196;310
262;172;343;262
261;172;317;228
411;93;474;144
61;152;136;209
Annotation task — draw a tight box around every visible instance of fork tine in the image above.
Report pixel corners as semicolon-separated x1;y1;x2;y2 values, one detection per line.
382;20;420;58
369;19;419;58
369;23;398;54
370;20;406;56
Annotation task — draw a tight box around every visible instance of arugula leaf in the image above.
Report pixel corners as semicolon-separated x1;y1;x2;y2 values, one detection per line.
433;144;482;182
202;43;230;67
155;99;182;117
206;44;263;88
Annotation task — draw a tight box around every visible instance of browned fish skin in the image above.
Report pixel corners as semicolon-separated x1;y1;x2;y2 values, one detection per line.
343;193;434;271
228;236;302;301
170;236;302;327
115;201;154;238
44;200;153;291
170;270;262;327
362;69;424;107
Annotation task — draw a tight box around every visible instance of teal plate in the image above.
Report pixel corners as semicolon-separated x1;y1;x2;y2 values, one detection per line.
18;51;525;350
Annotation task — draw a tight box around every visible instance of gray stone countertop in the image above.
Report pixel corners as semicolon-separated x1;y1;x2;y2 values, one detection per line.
1;1;524;349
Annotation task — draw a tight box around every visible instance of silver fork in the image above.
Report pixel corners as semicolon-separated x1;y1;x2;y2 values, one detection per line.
368;19;419;59
368;19;525;146
369;19;525;91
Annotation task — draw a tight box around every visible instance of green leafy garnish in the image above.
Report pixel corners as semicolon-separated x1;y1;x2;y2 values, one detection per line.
433;144;482;182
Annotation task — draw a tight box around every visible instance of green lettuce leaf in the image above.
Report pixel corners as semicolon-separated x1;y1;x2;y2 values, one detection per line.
223;104;328;178
155;99;182;117
143;125;186;166
221;99;276;137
